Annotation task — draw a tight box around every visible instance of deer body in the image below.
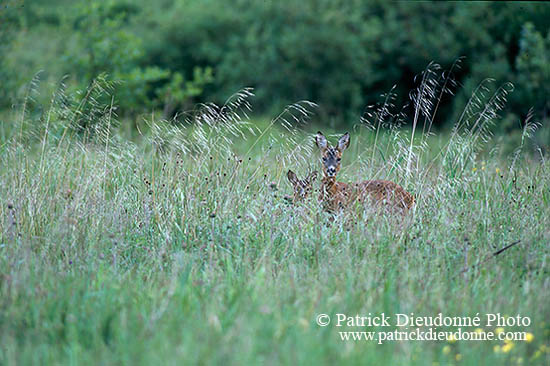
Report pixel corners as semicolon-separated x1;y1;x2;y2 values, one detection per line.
315;131;414;214
319;176;350;212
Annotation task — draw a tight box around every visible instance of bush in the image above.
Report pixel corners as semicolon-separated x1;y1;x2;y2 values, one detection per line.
143;1;549;126
60;1;213;117
2;0;549;130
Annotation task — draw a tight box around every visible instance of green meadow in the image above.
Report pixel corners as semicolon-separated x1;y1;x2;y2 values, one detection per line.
1;1;549;364
1;78;549;365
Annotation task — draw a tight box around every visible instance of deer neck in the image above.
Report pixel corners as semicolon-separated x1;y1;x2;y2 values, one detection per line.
320;175;344;212
321;175;337;191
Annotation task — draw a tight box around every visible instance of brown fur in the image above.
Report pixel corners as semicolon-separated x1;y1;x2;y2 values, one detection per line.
315;131;415;214
287;170;318;203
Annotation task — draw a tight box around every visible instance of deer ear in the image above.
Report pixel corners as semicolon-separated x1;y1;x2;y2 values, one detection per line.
338;132;350;151
307;171;318;183
287;170;298;185
315;131;328;150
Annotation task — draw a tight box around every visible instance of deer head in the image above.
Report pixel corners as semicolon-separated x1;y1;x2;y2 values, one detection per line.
287;170;318;202
315;131;350;178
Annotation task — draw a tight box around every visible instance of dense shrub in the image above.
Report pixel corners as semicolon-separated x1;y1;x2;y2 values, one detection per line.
1;0;549;131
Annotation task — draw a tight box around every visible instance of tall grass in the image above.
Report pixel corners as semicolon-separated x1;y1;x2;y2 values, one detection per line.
0;65;549;365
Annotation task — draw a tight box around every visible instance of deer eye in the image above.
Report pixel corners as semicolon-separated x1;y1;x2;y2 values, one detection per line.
322;157;327;162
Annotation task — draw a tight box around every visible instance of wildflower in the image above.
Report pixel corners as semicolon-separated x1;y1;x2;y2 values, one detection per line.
455;354;462;361
472;167;477;172
475;328;484;334
448;334;457;343
496;168;501;174
525;332;534;343
495;327;505;334
502;340;514;353
442;345;451;355
494;345;501;353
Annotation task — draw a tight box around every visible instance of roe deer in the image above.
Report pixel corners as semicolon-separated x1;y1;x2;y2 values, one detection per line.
286;170;318;203
315;131;415;214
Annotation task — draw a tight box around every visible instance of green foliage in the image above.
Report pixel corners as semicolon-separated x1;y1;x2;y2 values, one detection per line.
1;0;549;129
156;67;214;117
145;1;549;125
62;2;141;85
58;1;213;116
0;0;24;109
516;23;550;120
149;0;381;118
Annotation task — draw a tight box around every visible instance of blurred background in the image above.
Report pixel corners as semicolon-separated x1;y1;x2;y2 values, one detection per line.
0;0;548;142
